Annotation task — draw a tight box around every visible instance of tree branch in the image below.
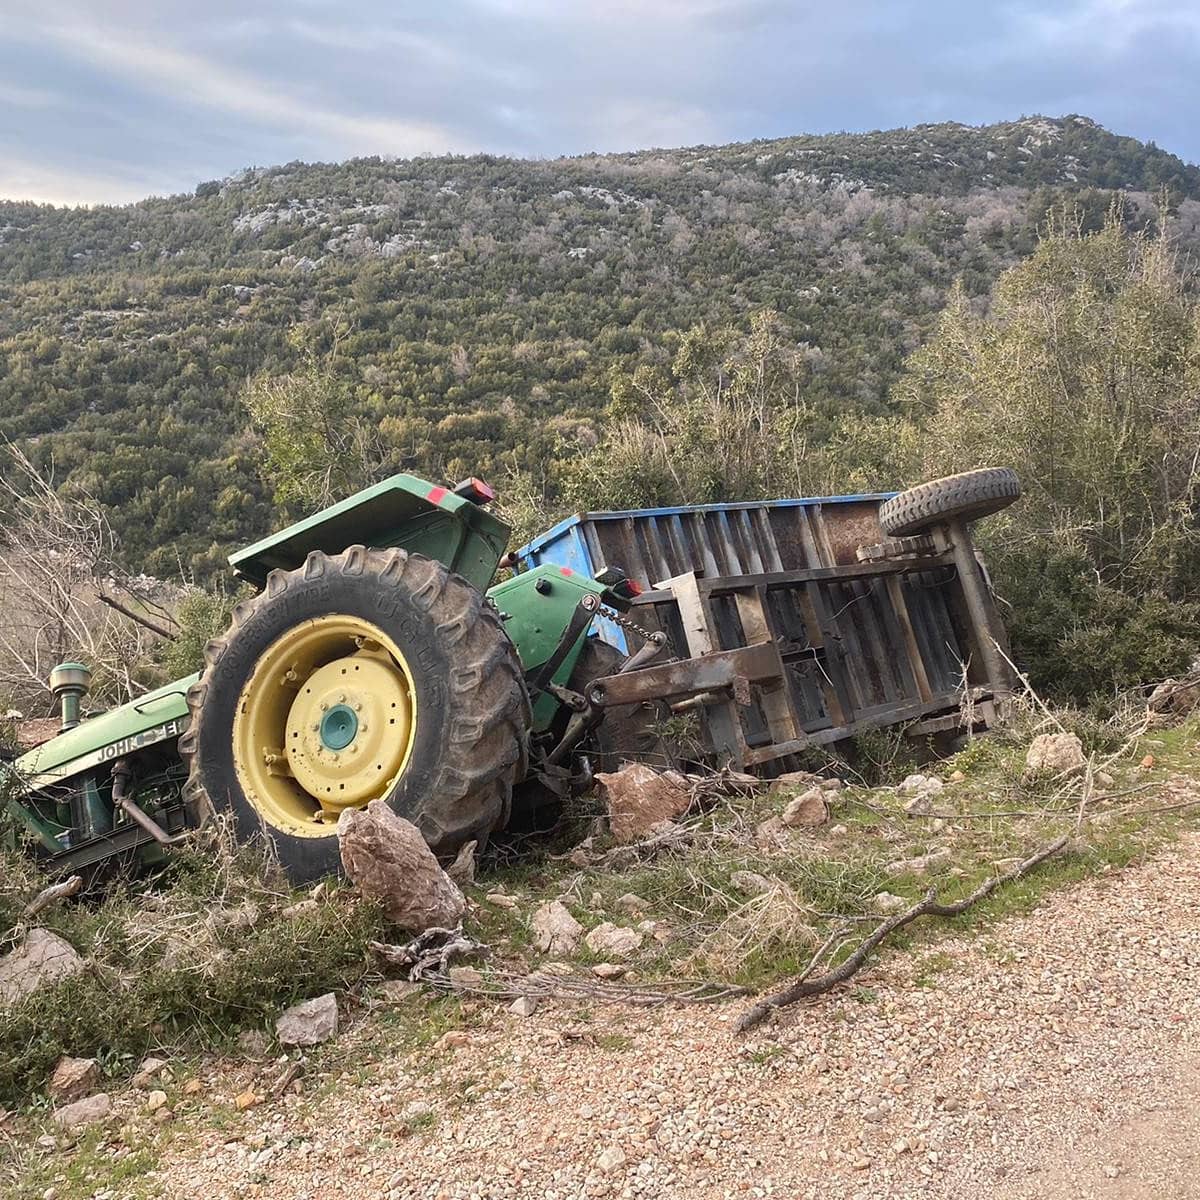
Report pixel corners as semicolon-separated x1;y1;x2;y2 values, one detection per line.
734;832;1071;1034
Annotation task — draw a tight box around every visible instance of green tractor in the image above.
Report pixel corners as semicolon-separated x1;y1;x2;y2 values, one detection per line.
4;467;1021;884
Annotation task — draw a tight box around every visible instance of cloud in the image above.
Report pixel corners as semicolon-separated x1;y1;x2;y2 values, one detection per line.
0;0;1197;206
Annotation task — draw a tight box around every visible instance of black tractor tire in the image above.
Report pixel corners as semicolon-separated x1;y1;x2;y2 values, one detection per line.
878;468;1021;537
180;546;530;884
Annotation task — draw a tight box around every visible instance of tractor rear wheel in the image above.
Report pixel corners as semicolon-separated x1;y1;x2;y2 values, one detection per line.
181;546;530;884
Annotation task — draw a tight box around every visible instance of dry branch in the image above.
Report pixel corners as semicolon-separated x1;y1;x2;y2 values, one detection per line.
734;832;1071;1034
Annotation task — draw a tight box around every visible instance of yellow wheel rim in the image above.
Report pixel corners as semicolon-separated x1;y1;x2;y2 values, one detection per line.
232;615;417;838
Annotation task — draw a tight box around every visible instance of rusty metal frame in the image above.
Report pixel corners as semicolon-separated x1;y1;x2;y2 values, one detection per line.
617;544;1012;772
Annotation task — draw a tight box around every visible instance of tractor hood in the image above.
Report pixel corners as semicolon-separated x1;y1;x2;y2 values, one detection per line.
13;675;197;790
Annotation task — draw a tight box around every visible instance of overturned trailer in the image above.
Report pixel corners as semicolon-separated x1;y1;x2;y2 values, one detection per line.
521;468;1019;773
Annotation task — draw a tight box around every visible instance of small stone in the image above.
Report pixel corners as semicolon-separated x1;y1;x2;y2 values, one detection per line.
485;892;519;910
818;777;844;791
508;995;540;1017
852;1156;871;1170
377;979;421;1004
447;966;484;992
53;1093;112;1129
755;816;788;846
237;1030;269;1058
874;892;908;914
132;1057;168;1090
887;848;952;876
145;1089;168;1113
434;1030;472;1052
153;1107;174;1125
781;789;829;827
281;900;320;920
1141;754;1156;770
275;993;338;1047
1104;1165;1120;1179
591;963;627;980
948;769;966;783
48;1056;98;1104
828;824;849;838
234;1090;260;1111
584;923;643;959
597;1145;627;1173
183;1079;203;1096
615;893;651;915
730;871;775;896
531;900;584;956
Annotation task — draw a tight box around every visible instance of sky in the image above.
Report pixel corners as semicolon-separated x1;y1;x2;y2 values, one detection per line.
1;0;1198;207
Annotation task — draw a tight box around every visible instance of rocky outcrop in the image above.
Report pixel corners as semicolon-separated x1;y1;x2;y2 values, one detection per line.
338;801;465;931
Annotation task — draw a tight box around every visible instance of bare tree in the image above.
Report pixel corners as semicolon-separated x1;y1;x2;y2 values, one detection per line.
0;445;171;712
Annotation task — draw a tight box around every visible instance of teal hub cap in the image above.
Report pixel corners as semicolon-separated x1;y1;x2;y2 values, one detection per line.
320;704;359;751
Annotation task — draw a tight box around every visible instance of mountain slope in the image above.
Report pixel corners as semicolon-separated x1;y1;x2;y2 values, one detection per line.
0;115;1197;577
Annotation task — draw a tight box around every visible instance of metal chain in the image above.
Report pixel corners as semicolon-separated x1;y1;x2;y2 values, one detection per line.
598;604;672;652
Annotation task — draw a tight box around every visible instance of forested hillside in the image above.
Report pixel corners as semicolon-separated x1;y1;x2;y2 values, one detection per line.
1;114;1198;579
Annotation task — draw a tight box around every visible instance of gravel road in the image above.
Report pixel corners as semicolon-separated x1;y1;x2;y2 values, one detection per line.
154;833;1200;1200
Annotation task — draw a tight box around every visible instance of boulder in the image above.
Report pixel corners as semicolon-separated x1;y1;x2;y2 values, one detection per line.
531;900;583;956
0;929;83;1007
275;992;339;1047
584;923;643;959
48;1056;98;1104
595;764;691;844
781;789;829;828
1025;732;1086;776
338;801;465;931
52;1093;111;1129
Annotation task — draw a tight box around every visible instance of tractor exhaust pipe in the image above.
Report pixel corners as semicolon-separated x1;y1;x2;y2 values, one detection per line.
49;661;92;732
111;759;190;847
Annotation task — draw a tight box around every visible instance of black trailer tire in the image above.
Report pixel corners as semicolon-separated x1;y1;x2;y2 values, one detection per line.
878;468;1021;537
180;546;530;884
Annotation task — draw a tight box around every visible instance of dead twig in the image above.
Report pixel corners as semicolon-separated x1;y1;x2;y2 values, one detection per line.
734;831;1071;1034
20;874;82;921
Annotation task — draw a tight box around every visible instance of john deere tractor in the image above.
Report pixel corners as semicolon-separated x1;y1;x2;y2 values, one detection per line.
6;474;640;883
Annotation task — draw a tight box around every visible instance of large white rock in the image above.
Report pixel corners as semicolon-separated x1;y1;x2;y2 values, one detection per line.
781;788;829;827
338;801;465;931
275;992;339;1047
0;929;83;1007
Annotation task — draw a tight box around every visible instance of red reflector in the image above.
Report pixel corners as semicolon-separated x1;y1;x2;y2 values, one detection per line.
625;579;644;596
560;566;574;577
468;477;495;502
427;486;448;504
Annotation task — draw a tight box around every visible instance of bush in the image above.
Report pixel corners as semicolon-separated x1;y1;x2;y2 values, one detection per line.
0;842;384;1104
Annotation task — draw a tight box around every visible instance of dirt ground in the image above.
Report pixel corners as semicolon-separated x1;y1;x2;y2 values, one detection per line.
135;831;1200;1200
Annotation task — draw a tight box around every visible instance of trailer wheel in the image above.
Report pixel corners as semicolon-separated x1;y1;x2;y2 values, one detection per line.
878;468;1021;537
181;547;529;884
